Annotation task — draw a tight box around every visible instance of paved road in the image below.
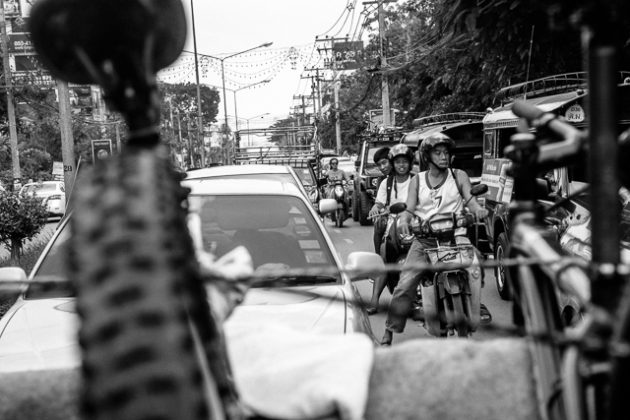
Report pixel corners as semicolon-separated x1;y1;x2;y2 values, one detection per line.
322;215;514;344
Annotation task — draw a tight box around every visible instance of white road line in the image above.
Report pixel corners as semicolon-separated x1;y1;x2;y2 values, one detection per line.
332;229;341;234
344;238;354;244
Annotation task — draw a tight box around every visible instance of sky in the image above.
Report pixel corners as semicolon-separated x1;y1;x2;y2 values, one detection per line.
159;0;370;133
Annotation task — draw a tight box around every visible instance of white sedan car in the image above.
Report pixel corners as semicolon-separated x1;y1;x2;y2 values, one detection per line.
0;169;381;373
19;181;66;217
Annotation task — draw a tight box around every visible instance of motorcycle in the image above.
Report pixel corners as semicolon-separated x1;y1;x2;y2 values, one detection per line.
328;179;349;228
406;184;488;337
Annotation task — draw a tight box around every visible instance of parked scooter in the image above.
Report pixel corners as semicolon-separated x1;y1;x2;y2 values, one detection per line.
329;179;349;228
401;184;488;337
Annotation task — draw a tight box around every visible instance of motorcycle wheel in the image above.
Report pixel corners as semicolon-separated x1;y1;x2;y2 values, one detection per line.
358;191;372;226
494;232;512;300
452;295;469;338
68;147;240;420
335;208;344;228
352;189;359;221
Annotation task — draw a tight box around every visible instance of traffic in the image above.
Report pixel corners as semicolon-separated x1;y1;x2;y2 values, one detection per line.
1;1;630;420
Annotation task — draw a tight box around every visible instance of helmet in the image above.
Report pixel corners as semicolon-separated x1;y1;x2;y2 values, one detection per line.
419;133;455;165
373;147;390;164
388;144;413;164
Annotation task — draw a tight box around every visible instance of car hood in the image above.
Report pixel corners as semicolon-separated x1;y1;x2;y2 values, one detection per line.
0;298;79;373
0;287;349;373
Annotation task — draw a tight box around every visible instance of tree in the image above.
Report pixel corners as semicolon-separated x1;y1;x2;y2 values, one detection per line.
0;190;48;263
328;0;630;142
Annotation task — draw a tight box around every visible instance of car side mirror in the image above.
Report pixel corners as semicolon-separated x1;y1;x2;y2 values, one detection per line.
345;252;385;282
0;267;27;301
318;198;337;214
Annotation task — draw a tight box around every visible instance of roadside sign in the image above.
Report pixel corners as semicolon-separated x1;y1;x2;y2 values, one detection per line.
52;161;64;181
91;139;113;163
481;158;513;203
565;104;585;123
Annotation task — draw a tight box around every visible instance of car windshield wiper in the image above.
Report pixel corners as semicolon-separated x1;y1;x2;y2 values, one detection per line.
253;275;338;287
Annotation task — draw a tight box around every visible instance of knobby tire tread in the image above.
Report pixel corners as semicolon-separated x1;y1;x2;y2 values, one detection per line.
67;148;240;420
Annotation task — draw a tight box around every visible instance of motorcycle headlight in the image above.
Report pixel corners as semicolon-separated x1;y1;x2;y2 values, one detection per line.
370;178;378;187
429;218;454;232
334;186;344;196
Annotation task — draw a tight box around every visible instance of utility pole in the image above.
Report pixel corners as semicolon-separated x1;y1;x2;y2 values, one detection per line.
57;80;76;200
0;1;21;190
333;79;342;154
364;0;397;127
190;0;205;167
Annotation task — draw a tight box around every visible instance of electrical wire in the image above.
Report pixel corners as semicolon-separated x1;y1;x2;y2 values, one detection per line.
316;0;355;38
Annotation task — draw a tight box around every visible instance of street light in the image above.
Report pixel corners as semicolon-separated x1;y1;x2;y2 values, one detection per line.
244;112;271;147
186;43;273;131
233;79;271;132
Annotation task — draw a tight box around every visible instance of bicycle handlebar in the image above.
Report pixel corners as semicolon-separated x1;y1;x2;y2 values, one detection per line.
512;100;587;164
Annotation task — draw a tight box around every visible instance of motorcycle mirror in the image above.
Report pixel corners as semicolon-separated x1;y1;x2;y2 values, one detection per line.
389;202;407;214
29;0;187;84
470;184;489;196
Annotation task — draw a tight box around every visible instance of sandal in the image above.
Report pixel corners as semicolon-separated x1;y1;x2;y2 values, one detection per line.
366;306;378;316
480;303;492;325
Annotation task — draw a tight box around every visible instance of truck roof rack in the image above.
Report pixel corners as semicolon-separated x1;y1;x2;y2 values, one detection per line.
412;112;485;128
234;144;315;163
496;71;630;102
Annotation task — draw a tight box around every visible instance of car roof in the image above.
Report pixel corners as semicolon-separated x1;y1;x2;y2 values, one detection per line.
186;164;293;179
183;175;306;197
482;90;587;129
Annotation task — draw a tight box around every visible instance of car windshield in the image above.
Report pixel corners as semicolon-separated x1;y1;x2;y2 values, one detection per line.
292;167;315;186
364;147;385;176
26;195;340;299
187;194;340;286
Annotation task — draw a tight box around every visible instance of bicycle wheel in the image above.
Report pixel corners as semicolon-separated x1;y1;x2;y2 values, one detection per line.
67;147;240;420
517;264;564;419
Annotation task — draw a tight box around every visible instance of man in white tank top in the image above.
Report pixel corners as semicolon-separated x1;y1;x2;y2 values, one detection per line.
381;134;490;345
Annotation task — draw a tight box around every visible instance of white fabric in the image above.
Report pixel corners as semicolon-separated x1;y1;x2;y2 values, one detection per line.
415;169;463;218
375;176;411;207
415;169;466;236
225;323;374;420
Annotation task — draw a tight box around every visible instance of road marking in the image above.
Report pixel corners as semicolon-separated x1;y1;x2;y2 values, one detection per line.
344;238;354;244
332;229;341;234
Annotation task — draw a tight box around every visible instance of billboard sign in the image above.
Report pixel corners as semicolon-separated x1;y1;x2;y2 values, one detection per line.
8;33;33;53
332;41;365;70
91;139;113;163
3;0;20;17
10;17;29;33
368;108;397;128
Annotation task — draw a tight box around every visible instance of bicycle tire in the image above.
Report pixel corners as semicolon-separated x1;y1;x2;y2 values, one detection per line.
67;148;240;420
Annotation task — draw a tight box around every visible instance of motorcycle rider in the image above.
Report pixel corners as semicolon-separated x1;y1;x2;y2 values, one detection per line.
366;144;414;314
371;147;392;252
325;157;350;210
381;133;491;345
